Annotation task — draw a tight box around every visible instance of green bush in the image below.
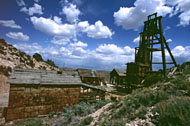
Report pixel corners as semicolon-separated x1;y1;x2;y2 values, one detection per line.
143;73;164;87
33;53;44;62
46;59;58;68
73;102;92;116
19;51;26;57
94;100;111;110
154;96;190;126
62;107;75;122
14;118;44;126
80;116;93;126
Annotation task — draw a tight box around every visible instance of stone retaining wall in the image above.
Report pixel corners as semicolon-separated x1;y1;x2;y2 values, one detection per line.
5;84;80;121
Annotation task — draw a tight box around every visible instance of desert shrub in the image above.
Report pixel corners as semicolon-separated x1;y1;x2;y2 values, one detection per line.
14;118;44;126
57;71;62;74
29;60;34;68
63;107;75;122
73;102;93;116
179;62;190;74
143;73;164;87
20;58;25;63
154;96;190;126
33;53;43;62
94;99;111;110
114;105;128;119
80;116;93;126
19;51;26;57
48;111;57;118
0;66;12;76
42;66;46;70
171;76;190;92
110;96;117;101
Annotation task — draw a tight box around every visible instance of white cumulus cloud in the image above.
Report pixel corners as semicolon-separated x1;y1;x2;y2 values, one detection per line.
113;0;172;30
14;43;42;54
78;21;89;32
70;41;88;48
20;3;43;16
6;32;29;41
167;38;172;42
62;4;80;23
0;20;22;29
114;0;190;29
16;0;25;6
171;45;190;63
133;36;140;43
30;16;75;39
175;0;190;26
78;20;114;39
95;44;124;55
53;16;62;24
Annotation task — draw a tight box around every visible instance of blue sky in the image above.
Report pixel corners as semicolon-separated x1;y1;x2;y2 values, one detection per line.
0;0;190;70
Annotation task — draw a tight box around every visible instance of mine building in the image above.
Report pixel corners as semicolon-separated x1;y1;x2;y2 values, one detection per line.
110;69;126;86
77;68;103;86
95;70;110;84
5;68;105;121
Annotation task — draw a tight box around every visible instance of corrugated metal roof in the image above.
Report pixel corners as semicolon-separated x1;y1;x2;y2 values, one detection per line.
8;68;82;85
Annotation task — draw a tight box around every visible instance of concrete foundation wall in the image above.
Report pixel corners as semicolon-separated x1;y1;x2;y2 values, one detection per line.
5;84;80;121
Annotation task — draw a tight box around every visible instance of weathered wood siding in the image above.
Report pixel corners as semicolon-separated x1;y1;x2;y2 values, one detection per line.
5;84;80;121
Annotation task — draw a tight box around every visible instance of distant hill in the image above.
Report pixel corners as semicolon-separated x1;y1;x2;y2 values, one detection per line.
0;39;59;93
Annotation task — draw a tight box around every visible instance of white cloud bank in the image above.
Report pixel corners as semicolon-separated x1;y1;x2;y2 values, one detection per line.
13;38;190;70
6;32;29;41
14;41;135;70
0;20;22;29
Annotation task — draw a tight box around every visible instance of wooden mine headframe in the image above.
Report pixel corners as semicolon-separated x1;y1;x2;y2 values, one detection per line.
135;13;177;76
126;13;177;87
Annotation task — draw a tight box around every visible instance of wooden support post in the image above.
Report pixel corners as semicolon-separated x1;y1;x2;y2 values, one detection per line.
150;36;154;70
159;16;167;77
163;37;177;67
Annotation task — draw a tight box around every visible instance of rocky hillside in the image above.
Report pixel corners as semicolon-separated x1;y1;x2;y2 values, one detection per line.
0;39;59;93
92;62;190;126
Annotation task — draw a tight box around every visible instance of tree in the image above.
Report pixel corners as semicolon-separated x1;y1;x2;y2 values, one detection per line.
33;53;43;62
46;59;58;68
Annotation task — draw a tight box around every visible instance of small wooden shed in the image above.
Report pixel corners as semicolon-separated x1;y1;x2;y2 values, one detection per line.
110;69;126;86
5;68;82;121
